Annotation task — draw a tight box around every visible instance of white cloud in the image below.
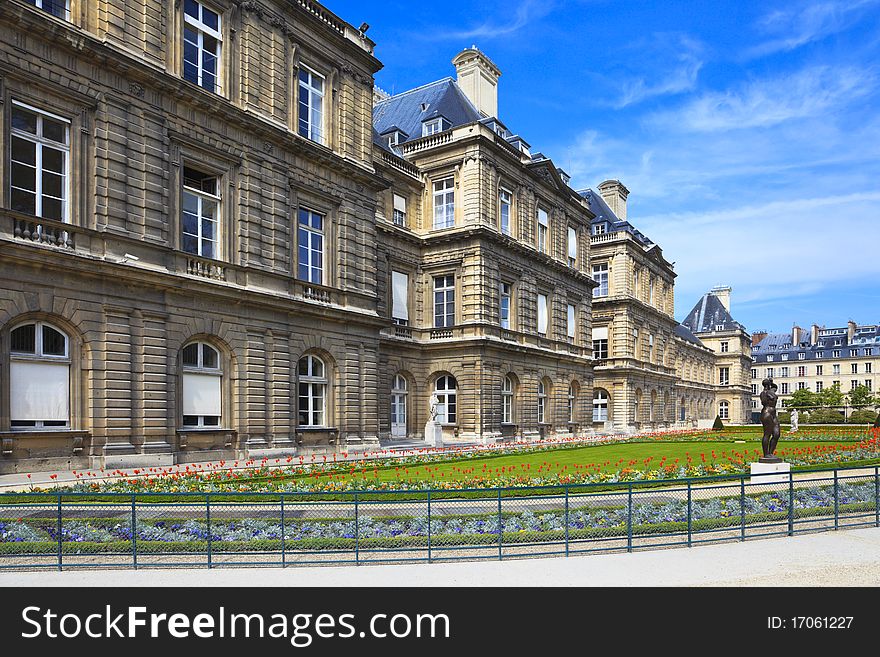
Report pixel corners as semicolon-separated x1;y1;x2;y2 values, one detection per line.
429;0;555;41
661;65;873;132
615;37;703;108
746;1;879;59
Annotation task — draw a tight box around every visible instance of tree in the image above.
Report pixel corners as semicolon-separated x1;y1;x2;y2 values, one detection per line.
817;382;844;408
712;415;724;430
849;384;877;408
787;387;817;409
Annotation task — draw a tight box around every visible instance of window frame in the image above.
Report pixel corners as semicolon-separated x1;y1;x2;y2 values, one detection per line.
297;64;326;144
297;207;325;285
537;379;549;424
499;187;513;236
592;263;609;297
499;281;512;330
536;207;549;254
433;274;455;328
181;165;221;260
182;0;223;95
8;321;71;430
434;375;457;425
432;177;455;230
180;341;223;429
298;354;328;428
593;389;609;423
502;375;515;424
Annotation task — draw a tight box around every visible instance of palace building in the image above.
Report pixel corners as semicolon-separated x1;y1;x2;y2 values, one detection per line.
0;0;749;474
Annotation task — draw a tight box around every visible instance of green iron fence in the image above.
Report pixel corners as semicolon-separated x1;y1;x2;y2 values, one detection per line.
0;464;877;571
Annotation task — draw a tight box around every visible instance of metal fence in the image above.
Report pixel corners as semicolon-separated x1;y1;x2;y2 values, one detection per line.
0;464;878;571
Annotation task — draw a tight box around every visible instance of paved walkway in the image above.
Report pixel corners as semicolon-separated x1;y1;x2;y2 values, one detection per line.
3;527;879;587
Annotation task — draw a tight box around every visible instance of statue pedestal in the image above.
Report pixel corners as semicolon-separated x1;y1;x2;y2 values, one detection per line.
750;461;791;485
424;421;443;448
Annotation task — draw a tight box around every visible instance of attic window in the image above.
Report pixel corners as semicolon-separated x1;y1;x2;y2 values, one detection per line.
715;324;724;331
387;132;401;148
422;117;448;137
420;103;429;111
592;223;607;236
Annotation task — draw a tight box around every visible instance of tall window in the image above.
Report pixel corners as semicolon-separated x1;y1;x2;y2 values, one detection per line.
297;209;324;284
537;294;548;336
719;400;729;420
433;178;455;229
816;381;823;393
593;389;608;422
649;278;655;304
592;263;609;297
633;328;640;358
391;271;409;326
592;326;608;360
183;0;222;94
181;167;219;259
181;342;221;428
298;355;327;427
502;375;514;424
816;365;823;375
390;374;407;437
499;188;512;235
720;341;729;353
10;102;69;222
10;322;70;429
567;226;577;267
566;304;576;341
434;375;457;424
781;382;790;394
751;368;757;379
719;367;730;386
833;364;840;375
26;0;70;19
298;67;325;144
433;275;455;327
797;365;806;377
866;363;872;373
568;384;577;423
499;282;512;329
851;363;859;374
392;193;407;226
536;208;549;253
537;380;549;424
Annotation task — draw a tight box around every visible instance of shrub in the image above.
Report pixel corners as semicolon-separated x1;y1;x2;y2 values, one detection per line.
712;415;724;430
808;408;844;424
848;409;878;424
778;411;790;424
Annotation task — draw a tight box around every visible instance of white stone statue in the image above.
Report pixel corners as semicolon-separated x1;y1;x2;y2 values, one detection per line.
429;392;440;422
790;408;799;433
425;393;443;447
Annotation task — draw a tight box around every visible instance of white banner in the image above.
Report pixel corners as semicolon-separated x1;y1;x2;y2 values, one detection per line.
592;326;608;341
392;271;409;321
10;360;69;421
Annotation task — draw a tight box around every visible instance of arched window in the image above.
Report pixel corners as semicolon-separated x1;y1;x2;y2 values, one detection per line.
719;400;730;421
390;374;407;438
298;354;327;427
568;383;578;423
434;375;457;424
634;389;642;423
9;322;70;429
537;379;549;424
502;375;515;424
649;390;656;421
593;389;609;422
181;342;222;428
680;398;686;422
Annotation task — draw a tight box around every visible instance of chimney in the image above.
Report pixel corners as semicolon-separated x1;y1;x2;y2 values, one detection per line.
710;285;731;313
452;46;501;119
597;180;630;221
847;320;857;342
791;324;802;346
811;324;820;345
752;331;768;347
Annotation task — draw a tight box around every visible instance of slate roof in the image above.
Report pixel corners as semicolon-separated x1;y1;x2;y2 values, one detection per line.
674;323;706;348
576;188;655;248
681;292;746;334
751;324;880;363
373;78;482;149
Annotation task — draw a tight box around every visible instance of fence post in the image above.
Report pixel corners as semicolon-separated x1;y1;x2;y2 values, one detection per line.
833;470;839;531
131;494;137;570
427;490;432;564
280;495;286;568
497;488;503;561
626;484;633;553
564;486;570;557
56;493;62;572
788;471;794;536
354;493;360;565
875;466;879;528
206;495;212;569
740;477;746;542
686;480;692;548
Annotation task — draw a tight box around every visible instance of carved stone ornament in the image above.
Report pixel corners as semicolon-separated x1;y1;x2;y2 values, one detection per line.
129;82;145;98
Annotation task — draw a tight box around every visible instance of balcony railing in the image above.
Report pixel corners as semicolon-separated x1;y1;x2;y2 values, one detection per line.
186;256;225;281
12;217;75;249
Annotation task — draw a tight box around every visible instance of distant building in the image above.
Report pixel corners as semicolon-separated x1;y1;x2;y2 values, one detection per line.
750;321;880;417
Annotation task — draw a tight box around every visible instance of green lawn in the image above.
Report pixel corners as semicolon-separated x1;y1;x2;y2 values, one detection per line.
304;439;866;486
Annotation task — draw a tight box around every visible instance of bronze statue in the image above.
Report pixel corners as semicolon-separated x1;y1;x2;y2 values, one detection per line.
759;378;782;463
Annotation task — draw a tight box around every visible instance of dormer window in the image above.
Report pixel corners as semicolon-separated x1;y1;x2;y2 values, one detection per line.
383;129;408;150
422;117;449;137
592;223;607;236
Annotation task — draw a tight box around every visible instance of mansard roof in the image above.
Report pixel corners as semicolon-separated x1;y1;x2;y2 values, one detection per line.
576;188;655;248
682;292;745;334
372;78;482;149
751;324;880;363
674;323;707;348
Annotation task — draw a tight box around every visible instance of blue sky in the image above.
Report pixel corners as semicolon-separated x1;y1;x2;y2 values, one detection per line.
330;0;880;334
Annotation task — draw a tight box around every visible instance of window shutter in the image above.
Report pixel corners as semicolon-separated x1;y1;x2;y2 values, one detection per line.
392;271;409;321
567;304;576;338
393;194;406;213
538;294;548;334
10;361;69;421
568;227;577;260
183;372;221;416
592;326;608;341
